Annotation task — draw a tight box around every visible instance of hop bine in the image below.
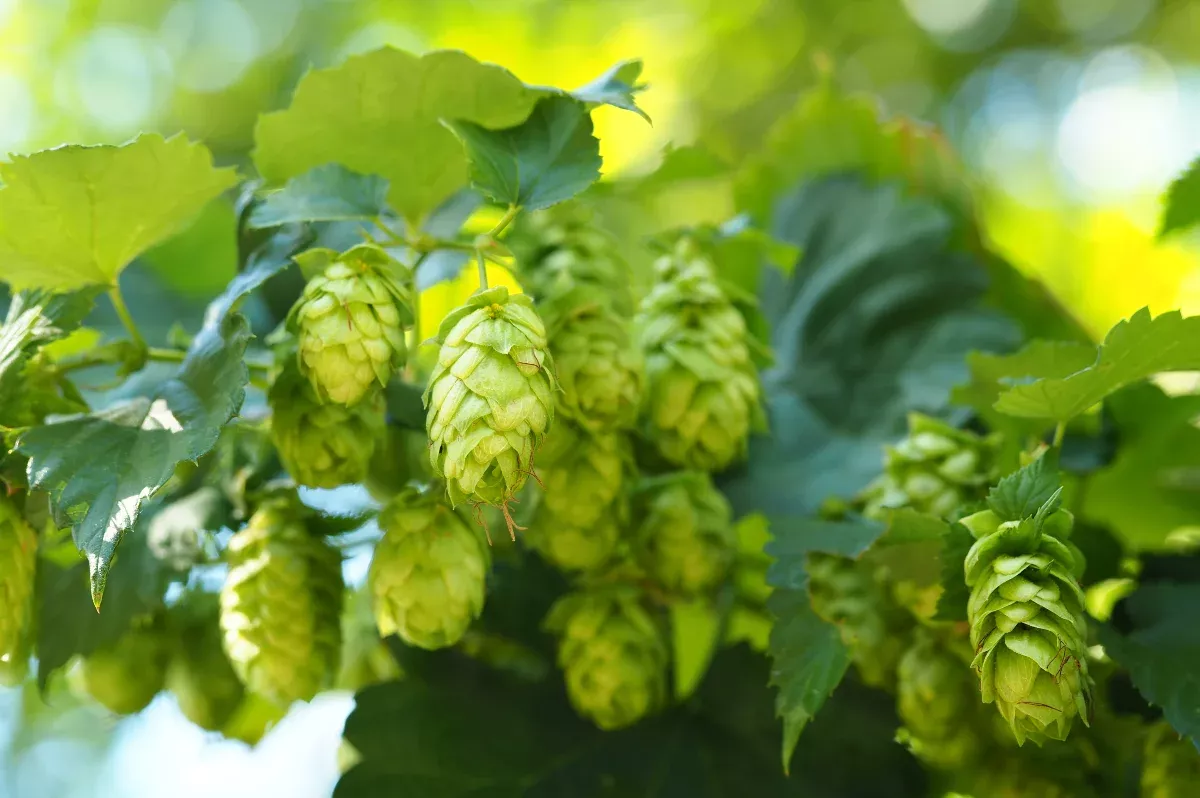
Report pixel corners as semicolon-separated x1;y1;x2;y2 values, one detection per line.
0;496;37;684
288;244;412;406
368;486;490;650
633;471;735;596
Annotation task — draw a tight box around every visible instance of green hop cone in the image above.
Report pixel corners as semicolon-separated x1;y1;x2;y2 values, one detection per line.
167;591;246;732
425;285;557;512
544;587;667;730
524;422;629;572
368;486;490;650
220;495;344;707
637;237;763;472
633;472;735;595
0;496;37;681
78;619;171;715
861;412;1001;520
896;629;984;770
1142;722;1200;798
288;244;412;406
269;360;385;488
962;505;1093;745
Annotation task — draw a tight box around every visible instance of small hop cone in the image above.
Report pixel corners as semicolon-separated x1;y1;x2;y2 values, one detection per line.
861;412;1001;520
219;496;344;707
270;360;385;488
544;587;667;730
166;591;246;732
424;286;557;516
0;497;37;682
524;423;629;572
368;487;490;650
895;629;984;770
78;620;171;715
636;237;763;472
1142;722;1200;798
288;244;412;406
962;506;1093;744
634;472;735;596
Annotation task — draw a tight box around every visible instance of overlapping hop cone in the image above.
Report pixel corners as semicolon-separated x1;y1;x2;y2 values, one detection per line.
167;590;246;732
0;496;37;685
78;617;171;715
633;471;735;596
288;244;412;406
961;501;1092;744
895;628;985;770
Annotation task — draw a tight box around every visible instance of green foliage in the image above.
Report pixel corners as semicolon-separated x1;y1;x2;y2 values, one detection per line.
1158;156;1200;239
0;288;99;419
248;164;391;228
568;59;650;122
986;451;1062;522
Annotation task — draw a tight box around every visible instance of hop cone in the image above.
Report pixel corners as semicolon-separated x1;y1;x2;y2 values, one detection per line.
79;620;171;715
544;587;667;730
1142;722;1200;798
637;237;763;472
0;497;37;682
633;472;735;595
369;487;490;650
525;422;628;572
270;360;385;488
896;629;984;770
424;286;557;511
167;592;246;731
962;505;1092;744
861;413;1000;520
220;496;344;707
288;244;412;406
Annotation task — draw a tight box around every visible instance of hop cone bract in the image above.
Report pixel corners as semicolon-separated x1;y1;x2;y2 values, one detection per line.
896;629;984;770
167;591;246;731
79;620;171;715
544;587;667;730
1142;722;1200;798
0;497;37;682
425;286;557;510
270;360;385;488
637;237;763;472
963;505;1092;744
634;472;735;595
288;244;412;406
369;487;490;650
861;412;1000;520
220;496;344;707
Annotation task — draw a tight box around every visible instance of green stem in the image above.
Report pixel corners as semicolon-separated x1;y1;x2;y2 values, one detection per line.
108;284;145;352
476;250;488;290
485;204;521;240
146;347;187;364
1052;422;1066;449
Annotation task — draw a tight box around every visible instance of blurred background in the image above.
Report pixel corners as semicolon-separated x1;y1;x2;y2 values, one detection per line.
3;0;1200;795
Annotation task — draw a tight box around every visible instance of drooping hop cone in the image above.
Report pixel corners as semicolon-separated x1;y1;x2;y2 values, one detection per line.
79;620;171;715
896;629;983;770
368;487;490;650
544;587;667;730
524;422;629;572
0;497;37;682
962;506;1092;744
269;360;385;488
633;472;735;596
636;237;763;472
425;286;557;508
167;591;246;732
861;412;1001;520
1142;722;1200;798
288;244;413;406
220;496;344;707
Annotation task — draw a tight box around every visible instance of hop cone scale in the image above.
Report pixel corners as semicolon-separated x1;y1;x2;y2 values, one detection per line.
288;244;412;406
0;497;37;683
544;587;667;730
79;620;171;715
962;505;1092;744
633;472;735;596
368;487;490;650
220;496;344;707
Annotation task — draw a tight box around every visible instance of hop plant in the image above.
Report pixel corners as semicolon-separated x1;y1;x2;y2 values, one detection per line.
861;413;1001;520
0;497;37;682
78;619;171;715
962;504;1092;744
424;285;557;517
1142;722;1200;798
220;495;344;707
544;587;667;730
637;237;763;472
896;628;985;770
269;360;386;488
524;422;629;572
368;486;490;650
288;244;412;406
633;472;735;596
167;592;246;732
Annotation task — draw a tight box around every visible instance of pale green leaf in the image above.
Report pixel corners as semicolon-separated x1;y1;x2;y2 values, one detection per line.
0;288;100;418
568;59;650;122
671;599;721;701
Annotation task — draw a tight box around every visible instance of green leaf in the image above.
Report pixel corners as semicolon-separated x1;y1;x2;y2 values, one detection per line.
445;96;601;211
987;451;1061;522
140;197;239;300
569;59;650;122
0;288;100;418
247;164;391;229
1158;156;1200;238
671;599;721;701
995;308;1200;422
253;48;543;224
0;134;238;291
933;522;974;622
17;256;288;606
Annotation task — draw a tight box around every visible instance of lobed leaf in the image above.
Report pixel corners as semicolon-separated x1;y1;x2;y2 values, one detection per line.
986;450;1061;522
247;164;391;228
567;59;651;122
0;288;100;419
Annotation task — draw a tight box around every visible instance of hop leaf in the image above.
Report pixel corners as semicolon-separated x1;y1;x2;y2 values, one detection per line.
424;286;557;515
0;498;37;683
77;618;171;715
288;244;412;406
633;472;735;596
368;486;490;650
219;495;344;707
167;591;246;732
544;586;668;730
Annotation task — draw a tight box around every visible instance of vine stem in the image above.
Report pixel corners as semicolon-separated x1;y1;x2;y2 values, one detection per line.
108;284;145;352
476;250;489;290
475;204;521;292
1052;422;1066;448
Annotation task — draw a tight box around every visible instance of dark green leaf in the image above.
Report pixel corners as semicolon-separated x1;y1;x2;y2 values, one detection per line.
247;164;390;228
0;288;100;417
933;522;974;622
445;96;601;211
1159;156;1200;239
385;380;426;431
987;451;1060;522
569;59;650;122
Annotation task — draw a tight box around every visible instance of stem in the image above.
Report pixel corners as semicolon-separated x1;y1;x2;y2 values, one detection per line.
485;204;521;240
1052;422;1066;449
476;250;488;291
108;285;145;352
146;347;187;364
